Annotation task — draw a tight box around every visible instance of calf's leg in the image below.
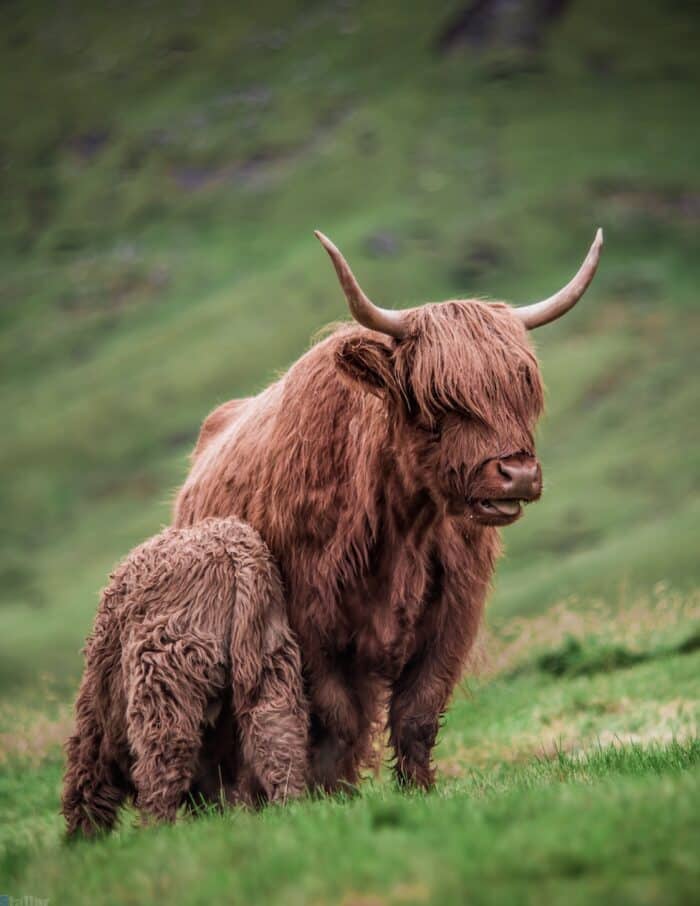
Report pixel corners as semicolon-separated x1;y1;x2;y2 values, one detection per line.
62;682;129;837
232;609;310;804
125;617;226;823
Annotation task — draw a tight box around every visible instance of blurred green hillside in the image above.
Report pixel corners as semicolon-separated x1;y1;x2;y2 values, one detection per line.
2;3;700;902
1;0;699;698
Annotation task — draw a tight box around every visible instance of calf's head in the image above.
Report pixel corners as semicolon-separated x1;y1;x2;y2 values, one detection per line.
316;228;603;526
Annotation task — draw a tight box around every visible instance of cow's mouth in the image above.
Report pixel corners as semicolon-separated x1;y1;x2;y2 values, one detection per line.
470;498;524;525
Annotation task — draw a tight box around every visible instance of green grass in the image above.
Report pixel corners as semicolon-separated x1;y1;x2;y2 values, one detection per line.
5;758;700;905
2;0;700;673
1;594;698;903
1;0;699;901
2;617;698;904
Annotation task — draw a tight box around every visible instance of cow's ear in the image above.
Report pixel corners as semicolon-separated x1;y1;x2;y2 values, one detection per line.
335;336;399;399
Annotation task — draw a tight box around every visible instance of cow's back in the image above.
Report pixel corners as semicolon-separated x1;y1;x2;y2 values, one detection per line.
191;398;249;461
174;382;284;528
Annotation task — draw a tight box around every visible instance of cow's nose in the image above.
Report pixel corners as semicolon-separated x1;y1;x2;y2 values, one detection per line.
496;456;542;499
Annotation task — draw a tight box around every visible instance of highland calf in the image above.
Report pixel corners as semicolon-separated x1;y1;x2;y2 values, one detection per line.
174;229;603;792
62;517;309;836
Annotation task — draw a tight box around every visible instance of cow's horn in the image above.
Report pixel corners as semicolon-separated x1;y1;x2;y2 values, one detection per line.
314;230;408;339
516;228;604;329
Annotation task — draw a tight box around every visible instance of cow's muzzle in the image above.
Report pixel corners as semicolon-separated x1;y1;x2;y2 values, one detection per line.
468;454;542;526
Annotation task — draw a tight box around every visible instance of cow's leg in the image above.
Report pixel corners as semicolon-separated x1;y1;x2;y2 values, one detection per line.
388;545;487;790
388;647;455;790
307;655;382;793
125;618;226;823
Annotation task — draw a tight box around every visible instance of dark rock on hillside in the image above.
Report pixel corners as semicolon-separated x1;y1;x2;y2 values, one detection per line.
450;238;508;287
364;231;401;257
67;129;111;162
434;0;570;55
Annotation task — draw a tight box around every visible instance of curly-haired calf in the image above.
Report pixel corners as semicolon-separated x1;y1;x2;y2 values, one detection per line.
62;517;309;836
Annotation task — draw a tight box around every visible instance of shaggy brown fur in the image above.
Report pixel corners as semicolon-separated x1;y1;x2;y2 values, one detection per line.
174;299;546;791
62;517;309;837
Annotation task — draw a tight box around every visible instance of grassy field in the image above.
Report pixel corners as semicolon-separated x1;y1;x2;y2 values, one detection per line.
1;0;699;902
2;591;699;903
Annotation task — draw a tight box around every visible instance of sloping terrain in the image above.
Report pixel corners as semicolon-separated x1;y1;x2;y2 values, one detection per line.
2;591;698;903
1;0;699;688
0;1;698;901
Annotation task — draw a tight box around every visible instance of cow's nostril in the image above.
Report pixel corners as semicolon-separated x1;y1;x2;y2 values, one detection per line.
497;462;513;482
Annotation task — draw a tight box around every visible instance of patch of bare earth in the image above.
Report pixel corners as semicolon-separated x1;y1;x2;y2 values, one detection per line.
475;583;700;679
0;702;74;767
339;883;430;906
439;695;698;778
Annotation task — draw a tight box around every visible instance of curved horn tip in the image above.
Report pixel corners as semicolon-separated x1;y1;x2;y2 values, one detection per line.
586;227;604;265
515;227;604;330
313;229;334;252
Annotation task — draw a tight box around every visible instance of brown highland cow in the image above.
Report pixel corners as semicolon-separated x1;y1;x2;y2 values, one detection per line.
62;517;309;836
174;228;603;792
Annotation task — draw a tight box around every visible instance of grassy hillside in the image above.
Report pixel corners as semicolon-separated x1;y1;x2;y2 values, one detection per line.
1;0;699;901
2;0;700;691
3;590;698;903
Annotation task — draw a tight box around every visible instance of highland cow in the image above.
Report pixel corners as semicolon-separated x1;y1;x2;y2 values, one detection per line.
174;229;603;792
62;517;309;836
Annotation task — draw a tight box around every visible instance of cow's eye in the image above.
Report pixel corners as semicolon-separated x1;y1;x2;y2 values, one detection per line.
457;408;478;424
458;408;489;431
416;419;441;439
